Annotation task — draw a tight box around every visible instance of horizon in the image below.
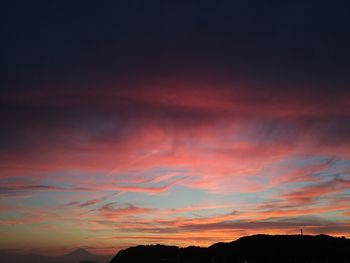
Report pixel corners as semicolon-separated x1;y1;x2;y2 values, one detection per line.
1;0;350;258
2;233;349;257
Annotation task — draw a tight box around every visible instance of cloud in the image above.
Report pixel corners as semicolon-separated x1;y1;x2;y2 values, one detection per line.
270;157;338;186
97;216;350;247
2;0;350;254
0;175;184;196
97;203;156;219
280;178;350;200
0;184;94;197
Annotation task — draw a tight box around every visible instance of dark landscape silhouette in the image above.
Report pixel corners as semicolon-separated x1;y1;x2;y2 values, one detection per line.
1;234;350;263
110;234;350;263
0;248;111;263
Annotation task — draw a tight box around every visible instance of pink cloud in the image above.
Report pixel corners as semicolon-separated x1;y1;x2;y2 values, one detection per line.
281;178;350;200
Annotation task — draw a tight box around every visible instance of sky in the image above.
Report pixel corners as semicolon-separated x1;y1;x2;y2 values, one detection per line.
1;0;350;255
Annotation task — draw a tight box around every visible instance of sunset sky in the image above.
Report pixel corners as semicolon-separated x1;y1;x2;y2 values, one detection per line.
1;0;350;255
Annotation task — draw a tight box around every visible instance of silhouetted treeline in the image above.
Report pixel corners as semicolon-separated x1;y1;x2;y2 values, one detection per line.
110;234;350;263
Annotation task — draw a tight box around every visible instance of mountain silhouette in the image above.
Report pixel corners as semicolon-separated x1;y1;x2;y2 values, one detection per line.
66;248;92;256
59;248;104;263
110;234;350;263
0;248;111;263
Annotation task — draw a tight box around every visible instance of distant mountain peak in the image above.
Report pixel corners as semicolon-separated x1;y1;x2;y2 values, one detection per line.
0;247;112;263
66;248;92;256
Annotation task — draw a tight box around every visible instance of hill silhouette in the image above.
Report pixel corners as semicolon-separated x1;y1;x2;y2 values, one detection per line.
110;234;350;263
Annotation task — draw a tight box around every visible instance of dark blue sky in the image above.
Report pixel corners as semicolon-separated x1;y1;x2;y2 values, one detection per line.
2;1;350;89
